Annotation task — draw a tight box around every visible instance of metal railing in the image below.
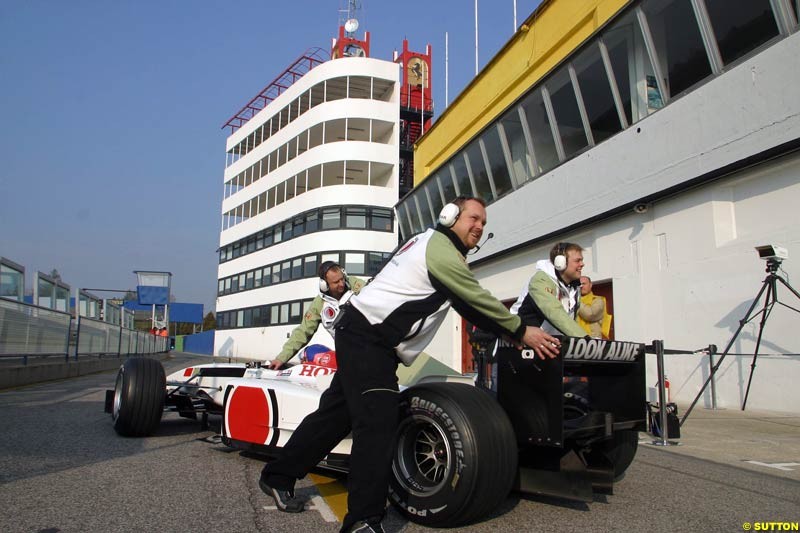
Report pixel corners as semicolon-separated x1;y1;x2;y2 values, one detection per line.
0;297;71;363
0;297;167;364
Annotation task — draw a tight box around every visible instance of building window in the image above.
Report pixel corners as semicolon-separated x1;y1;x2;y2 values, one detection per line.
437;169;458;204
405;198;423;234
573;43;624;144
521;89;560;175
304;255;318;277
293;216;305;236
642;0;712;98
413;192;433;228
290;301;302;322
219;205;394;265
370;207;393;231
322;207;341;230
704;0;779;66
500;108;534;186
346;207;367;229
345;253;366;275
450;154;474;197
396;203;412;238
367;252;388;275
464;139;493;202
482;125;515;198
424;178;444;222
0;260;24;301
547;68;589;158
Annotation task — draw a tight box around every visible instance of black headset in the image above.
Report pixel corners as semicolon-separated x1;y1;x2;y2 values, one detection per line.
318;261;343;293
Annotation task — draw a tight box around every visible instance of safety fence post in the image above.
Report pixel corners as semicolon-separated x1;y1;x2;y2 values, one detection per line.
651;339;679;447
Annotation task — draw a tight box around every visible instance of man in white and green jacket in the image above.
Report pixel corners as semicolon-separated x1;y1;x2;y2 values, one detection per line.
260;196;562;533
510;241;587;338
268;261;366;369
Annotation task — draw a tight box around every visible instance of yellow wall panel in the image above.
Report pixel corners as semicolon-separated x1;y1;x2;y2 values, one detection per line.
414;0;630;183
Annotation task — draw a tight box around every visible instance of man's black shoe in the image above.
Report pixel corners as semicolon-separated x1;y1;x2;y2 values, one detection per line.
341;518;385;533
258;476;304;513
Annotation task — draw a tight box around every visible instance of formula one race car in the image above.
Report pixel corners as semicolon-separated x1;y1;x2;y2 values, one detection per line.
105;334;646;528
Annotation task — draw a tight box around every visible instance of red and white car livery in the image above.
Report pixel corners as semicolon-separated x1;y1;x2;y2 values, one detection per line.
106;335;648;528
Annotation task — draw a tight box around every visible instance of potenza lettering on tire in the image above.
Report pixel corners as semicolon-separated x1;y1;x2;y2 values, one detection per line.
389;383;517;527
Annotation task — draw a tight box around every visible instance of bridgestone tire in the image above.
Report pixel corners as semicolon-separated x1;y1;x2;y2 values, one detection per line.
389;383;518;527
592;429;639;480
112;357;165;437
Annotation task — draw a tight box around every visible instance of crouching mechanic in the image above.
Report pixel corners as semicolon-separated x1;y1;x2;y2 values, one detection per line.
510;241;588;338
259;196;561;533
268;261;366;370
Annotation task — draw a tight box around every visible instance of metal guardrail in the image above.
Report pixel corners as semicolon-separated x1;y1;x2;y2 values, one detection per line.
0;297;71;362
0;297;167;364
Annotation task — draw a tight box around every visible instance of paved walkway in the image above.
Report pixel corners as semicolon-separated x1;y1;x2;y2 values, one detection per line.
644;403;800;481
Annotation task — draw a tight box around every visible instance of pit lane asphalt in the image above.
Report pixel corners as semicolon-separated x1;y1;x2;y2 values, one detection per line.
1;352;798;533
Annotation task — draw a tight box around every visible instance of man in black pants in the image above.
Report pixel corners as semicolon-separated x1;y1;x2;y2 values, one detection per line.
259;196;560;533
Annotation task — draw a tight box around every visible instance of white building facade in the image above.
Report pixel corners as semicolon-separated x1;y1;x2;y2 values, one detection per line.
399;0;800;413
215;54;400;360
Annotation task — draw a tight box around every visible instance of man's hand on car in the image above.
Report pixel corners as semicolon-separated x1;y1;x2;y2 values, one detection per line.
268;359;284;370
521;326;560;360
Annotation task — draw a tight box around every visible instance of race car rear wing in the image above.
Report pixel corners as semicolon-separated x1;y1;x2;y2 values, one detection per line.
476;335;647;450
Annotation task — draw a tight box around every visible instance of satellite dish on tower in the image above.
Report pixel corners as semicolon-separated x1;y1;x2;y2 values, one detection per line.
344;18;359;33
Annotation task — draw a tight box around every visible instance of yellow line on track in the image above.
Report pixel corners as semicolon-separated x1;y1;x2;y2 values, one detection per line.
309;473;348;522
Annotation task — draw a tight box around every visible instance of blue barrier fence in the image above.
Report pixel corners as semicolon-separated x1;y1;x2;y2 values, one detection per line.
183;330;214;355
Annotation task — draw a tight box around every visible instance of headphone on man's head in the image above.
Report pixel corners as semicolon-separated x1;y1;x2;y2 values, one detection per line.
318;261;342;293
438;203;461;228
553;242;568;272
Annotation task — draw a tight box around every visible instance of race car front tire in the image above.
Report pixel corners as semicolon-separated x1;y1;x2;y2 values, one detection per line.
389;383;518;527
112;357;165;437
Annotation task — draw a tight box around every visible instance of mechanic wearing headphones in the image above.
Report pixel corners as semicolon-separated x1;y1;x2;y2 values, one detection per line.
510;241;588;337
259;196;561;533
267;261;366;370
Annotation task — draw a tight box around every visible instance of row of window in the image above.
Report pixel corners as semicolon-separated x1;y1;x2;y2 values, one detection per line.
227;75;395;166
36;275;71;312
0;259;24;301
397;0;798;238
225;117;395;199
216;298;314;330
218;249;391;296
222;160;394;230
219;205;394;264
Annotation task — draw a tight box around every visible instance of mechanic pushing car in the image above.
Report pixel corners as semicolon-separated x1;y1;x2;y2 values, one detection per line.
259;196;561;533
268;261;366;370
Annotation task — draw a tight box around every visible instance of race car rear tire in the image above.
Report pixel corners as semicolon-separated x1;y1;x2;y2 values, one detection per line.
112;357;165;437
389;383;518;527
590;429;639;480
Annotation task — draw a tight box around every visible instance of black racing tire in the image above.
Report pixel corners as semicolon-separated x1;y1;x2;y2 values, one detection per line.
591;429;639;481
389;383;518;527
112;357;166;437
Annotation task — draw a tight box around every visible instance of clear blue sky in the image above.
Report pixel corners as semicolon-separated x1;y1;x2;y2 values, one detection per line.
0;0;542;314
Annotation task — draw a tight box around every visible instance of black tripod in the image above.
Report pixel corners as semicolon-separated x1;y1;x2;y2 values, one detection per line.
682;258;800;424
